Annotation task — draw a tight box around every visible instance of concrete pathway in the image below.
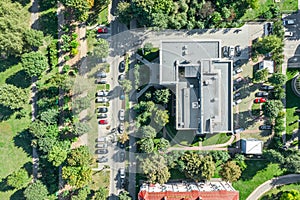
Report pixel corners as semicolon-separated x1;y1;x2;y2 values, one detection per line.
29;0;39;182
246;174;300;200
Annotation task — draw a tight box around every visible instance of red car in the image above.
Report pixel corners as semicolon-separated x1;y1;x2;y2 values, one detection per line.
99;119;108;125
97;27;108;33
254;98;266;103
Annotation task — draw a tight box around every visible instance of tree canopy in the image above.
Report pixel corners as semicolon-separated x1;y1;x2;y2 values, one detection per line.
253;35;283;55
154;89;170;104
24;180;49;200
154;109;169;127
61;0;92;21
21;52;49;78
7;168;31;189
263;100;284;120
219;161;242;182
138;125;157;139
0;84;28;109
269;73;287;86
254;68;268;83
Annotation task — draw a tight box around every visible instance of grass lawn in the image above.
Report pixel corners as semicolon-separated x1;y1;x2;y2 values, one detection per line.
202;133;231;146
137;48;159;62
260;183;300;199
89;170;110;192
285;69;300;135
0;62;32;199
233;161;285;200
251;103;260;117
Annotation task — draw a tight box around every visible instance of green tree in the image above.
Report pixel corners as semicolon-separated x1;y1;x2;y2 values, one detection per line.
219;161;242;182
24;180;49;200
62;0;91;21
273;20;284;38
116;2;133;25
263;149;285;164
263;100;284;120
73;122;90;136
154;109;169;126
62;165;92;188
39;108;59;125
279;190;300;200
72;96;90;114
21;52;49;78
210;151;230;165
253;35;283;55
284;154;300;173
120;79;132;93
38;136;58;153
154;89;170;104
254;68;268;83
140;153;170;184
269;73;287;86
273;86;285;100
93;38;109;58
48;145;69;167
23;29;44;50
233;154;247;171
211;11;222;24
156;138;170;151
143;42;153;54
139;138;154;153
72;187;91;200
67;146;92;166
139;125;156;139
118;191;132;200
7;168;30;189
0;84;27;109
93;187;108;200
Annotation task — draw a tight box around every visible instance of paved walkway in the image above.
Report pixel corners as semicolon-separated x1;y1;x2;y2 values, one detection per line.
246;174;300;200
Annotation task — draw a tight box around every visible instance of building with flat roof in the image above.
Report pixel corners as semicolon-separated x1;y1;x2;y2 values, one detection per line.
241;138;263;155
159;40;233;134
138;181;239;200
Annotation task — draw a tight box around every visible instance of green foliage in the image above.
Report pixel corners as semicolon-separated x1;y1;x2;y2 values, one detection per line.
7;168;30;189
118;191;132;200
284;154;300;173
254;68;268;83
67;146;92;166
219;161;242;182
73;122;90;136
93;187;108;200
140;153;170;184
178;152;215;181
279;190;300;200
154;109;169;127
72;96;91;114
263;100;284;120
23;29;44;50
61;34;71;52
0;84;27;109
273;20;284;39
93;38;109;58
71;187;91;200
273;86;285;100
48;145;69;167
156;138;170;151
143;42;153;54
21;52;49;78
269;73;287;86
139;138;154;153
39;108;59;125
263;149;285;164
38;136;58;153
62;0;92;21
154;89;170;104
48;40;58;68
116;2;132;25
24;180;49;200
120;79;132;93
139;125;157;139
253;35;283;55
62;165;92;188
210;151;230;165
233;154;247;171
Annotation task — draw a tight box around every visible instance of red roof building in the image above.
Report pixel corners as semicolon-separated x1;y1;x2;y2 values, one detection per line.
138;182;239;200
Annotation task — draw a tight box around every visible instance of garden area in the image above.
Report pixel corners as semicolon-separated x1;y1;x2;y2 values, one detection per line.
202;133;232;146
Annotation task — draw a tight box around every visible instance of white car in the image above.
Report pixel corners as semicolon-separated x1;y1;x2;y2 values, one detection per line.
283;19;295;26
229;46;235;58
233;68;243;75
234;128;245;134
119;109;125;121
233;99;242;106
234;92;241;99
96;90;109;97
284;31;293;37
120;168;125;179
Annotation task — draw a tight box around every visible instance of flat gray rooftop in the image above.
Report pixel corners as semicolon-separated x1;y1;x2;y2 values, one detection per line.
160;40;232;134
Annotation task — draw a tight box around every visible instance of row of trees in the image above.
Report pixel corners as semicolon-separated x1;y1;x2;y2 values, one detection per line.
117;0;258;29
139;150;245;184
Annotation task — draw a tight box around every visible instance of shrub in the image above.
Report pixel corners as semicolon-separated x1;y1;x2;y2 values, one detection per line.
48;39;58;68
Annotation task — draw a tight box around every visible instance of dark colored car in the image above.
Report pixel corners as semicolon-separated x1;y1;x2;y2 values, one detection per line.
119;61;125;73
95;79;107;84
96;143;108;148
99;119;108;125
119;142;125;149
96;156;108;163
261;85;274;91
96;71;107;78
235;45;241;57
254;98;266;103
259;125;272;130
222;46;228;57
255;91;269;97
119;152;125;162
95;149;108;154
98;107;108;113
233;59;242;68
97;113;107;119
118;74;125;82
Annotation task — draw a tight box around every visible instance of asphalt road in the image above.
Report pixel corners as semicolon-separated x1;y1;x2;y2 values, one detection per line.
246;174;300;200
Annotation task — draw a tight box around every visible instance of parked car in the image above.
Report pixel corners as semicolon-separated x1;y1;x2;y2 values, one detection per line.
235;45;241;57
96;143;108;148
118;74;125;82
96;97;108;103
95;149;108;154
234;77;243;84
96;71;107;78
119;109;125;121
233;68;243;75
96;90;109;97
119;142;125;149
234;92;241;99
119;61;125;73
259;125;272;130
261;85;274;91
97;27;108;33
120;89;125;100
233;59;242;68
96;137;106;142
99;119;108;125
222;46;229;57
97;107;108;113
283;19;296;26
233;99;242;106
234;128;245;134
95;79;107;84
284;31;293;37
97;113;107;119
119;152;125;162
229;46;235;58
254;98;266;103
119;123;124;133
111;128;116;133
255;91;268;97
96;156;108;163
119;168;125;179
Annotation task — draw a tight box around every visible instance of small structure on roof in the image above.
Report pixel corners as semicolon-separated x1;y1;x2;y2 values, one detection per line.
241;138;263;155
258;60;274;74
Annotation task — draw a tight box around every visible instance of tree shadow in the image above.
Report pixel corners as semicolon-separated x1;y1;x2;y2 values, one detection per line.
0;105;14;122
10;188;26;200
234;110;258;130
13;129;33;157
0;176;10;192
0;57;20;73
38;0;57;11
35;11;58;38
11;0;30;6
6;70;31;89
239;160;269;181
